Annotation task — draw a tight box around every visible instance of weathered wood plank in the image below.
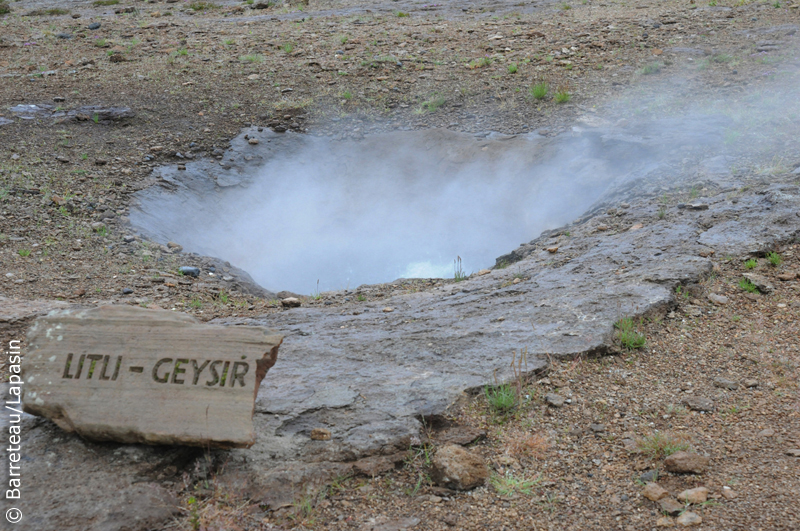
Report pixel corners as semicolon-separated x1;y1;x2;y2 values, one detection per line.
22;305;282;448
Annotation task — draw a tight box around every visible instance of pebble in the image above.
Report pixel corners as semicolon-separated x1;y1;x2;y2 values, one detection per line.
743;378;759;388
713;377;738;390
676;511;702;527
721;486;738;499
281;297;301;308
656;516;675;527
677;486;708;504
589;423;606;433
310;428;331;441
757;428;775;437
642;482;669;501
88;22;101;30
640;470;659;483
382;307;394;313
658;497;684;516
178;266;200;277
682;396;714;411
664;451;710;474
545;393;566;407
122;288;133;295
707;293;728;305
784;449;800;457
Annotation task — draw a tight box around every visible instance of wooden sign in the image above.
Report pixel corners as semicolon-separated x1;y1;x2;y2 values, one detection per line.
22;305;282;448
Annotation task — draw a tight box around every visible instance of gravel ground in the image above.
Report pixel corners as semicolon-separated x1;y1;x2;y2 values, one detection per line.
1;0;799;529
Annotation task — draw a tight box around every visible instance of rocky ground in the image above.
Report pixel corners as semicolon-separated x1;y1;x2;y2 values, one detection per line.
1;0;800;530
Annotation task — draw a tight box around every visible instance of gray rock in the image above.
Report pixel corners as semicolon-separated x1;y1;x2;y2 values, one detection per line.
743;272;774;294
707;293;728;305
659;497;684;516
683;396;714;411
88;22;101;30
640;470;659;483
545;393;566;407
178;266;200;277
713;377;738;390
744;378;759;388
590;423;606;433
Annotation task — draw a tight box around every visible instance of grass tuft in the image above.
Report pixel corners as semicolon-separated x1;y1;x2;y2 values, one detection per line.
640;62;662;75
484;384;517;413
745;258;758;269
530;82;548;100
489;472;542;496
738;277;758;293
637;431;691;459
767;251;782;267
554;89;571;103
615;317;645;350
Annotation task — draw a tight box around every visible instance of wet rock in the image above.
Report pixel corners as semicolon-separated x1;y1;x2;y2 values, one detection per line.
281;297;301;308
659;497;684;516
310;428;331;441
431;444;488;490
713;377;738;390
545;393;566;407
677;486;709;504
664;451;710;474
178;266;200;277
676;511;702;527
643;482;669;501
682;396;714;411
742;273;773;294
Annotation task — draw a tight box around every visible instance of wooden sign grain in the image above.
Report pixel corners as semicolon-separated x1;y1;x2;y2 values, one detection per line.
22;305;282;448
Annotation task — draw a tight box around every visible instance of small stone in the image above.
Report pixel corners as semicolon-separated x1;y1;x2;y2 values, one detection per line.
590;423;606;433
281;297;301;308
546;246;559;253
643;482;669;501
178;266;200;278
721;486;737;499
742;273;773;294
664;451;710;474
707;293;728;305
757;428;775;437
545;393;566;407
382;307;394;313
122;288;133;295
477;269;491;276
310;428;331;441
91;222;106;232
777;271;798;281
640;470;659;483
430;444;489;490
166;242;182;252
512;277;522;284
629;223;644;231
686;203;709;211
682;396;714;411
658;497;684;516
677;487;708;504
656;516;675;527
784;449;800;457
676;511;702;527
88;22;101;30
743;379;759;388
248;137;260;145
713;377;738;390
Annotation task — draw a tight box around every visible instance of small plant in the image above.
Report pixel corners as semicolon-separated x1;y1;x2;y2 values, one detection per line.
282;42;294;53
219;290;230;304
468;56;493;69
311;279;322;300
637;431;691;459
490;472;542;496
657;208;666;219
356;294;366;302
420;95;446;112
767;251;782;267
484;384;517;413
189;298;202;309
240;54;264;63
92;113;100;124
95;38;107;47
189;1;218;11
223;39;235;45
560;2;572;9
507;62;518;74
395;11;409;17
453;256;468;282
640;62;662;75
94;0;120;5
18;249;31;257
745;258;758;269
341;90;353;100
615;317;646;350
530;81;548;100
738;277;759;293
709;0;717;5
554;89;571;103
339;35;348;44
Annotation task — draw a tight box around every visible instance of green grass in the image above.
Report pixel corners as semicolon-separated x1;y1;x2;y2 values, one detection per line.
189;298;202;309
453;256;468;282
554;90;571;103
95;38;107;47
356;294;366;302
530;82;548;100
395;11;409;17
341;90;352;100
657;208;666;220
240;54;265;63
615;317;646;350
507;62;518;74
420;96;446;112
18;249;31;257
468;56;493;69
282;43;294;53
745;258;758;270
637;431;691;459
712;53;735;64
767;252;782;267
93;0;119;5
738;278;759;293
489;472;542;496
218;290;230;304
223;39;235;46
176;47;188;56
484;384;517;413
640;62;662;75
189;1;218;10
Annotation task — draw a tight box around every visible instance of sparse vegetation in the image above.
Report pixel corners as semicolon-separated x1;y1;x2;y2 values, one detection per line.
453;256;468;282
637;431;691;459
767;251;782;267
530;81;549;100
484;383;517;413
189;2;219;11
615;317;646;350
738;277;759;293
554;89;571;103
93;0;119;5
507;62;518;74
18;249;31;257
489;472;542;496
745;258;758;269
240;54;265;63
640;62;662;75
